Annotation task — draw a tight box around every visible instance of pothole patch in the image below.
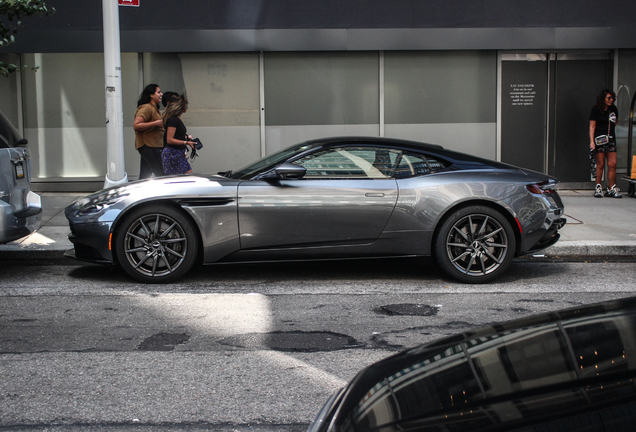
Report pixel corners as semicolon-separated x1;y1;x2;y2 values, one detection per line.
219;331;363;352
137;332;190;351
377;304;439;316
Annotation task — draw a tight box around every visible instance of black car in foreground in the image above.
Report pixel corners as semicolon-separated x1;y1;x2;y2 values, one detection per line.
308;297;636;432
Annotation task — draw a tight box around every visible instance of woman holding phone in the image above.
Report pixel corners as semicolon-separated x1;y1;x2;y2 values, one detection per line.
162;94;195;175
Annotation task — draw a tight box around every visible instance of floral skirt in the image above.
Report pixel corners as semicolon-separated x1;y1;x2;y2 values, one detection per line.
162;147;192;175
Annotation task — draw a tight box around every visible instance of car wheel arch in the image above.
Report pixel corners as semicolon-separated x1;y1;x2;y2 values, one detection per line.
110;199;204;266
432;199;522;258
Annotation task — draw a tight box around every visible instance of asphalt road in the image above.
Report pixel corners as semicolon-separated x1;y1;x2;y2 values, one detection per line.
1;258;635;430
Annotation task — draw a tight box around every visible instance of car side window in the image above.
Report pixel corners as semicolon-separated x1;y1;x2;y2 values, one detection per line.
427;157;448;171
394;152;449;179
293;147;400;179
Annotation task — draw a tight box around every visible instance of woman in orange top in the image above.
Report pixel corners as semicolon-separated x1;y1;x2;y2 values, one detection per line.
133;84;165;179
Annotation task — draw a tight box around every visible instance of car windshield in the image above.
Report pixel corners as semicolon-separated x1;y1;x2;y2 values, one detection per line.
229;142;316;180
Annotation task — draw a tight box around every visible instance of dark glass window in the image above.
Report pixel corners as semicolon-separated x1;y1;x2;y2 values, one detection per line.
293;147;400;179
392;361;481;416
566;320;628;377
498;328;575;388
394;152;450;179
427;157;448;171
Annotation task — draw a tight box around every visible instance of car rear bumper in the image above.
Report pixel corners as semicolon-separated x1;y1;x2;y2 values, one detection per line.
511;191;566;255
523;217;566;254
0;191;42;244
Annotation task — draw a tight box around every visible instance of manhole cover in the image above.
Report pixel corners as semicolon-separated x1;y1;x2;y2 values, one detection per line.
137;332;190;351
219;331;363;352
377;304;439;316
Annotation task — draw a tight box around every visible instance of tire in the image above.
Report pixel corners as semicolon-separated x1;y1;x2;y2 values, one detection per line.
115;205;199;283
434;206;516;284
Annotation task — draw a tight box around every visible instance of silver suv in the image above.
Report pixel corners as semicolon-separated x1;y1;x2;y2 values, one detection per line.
0;110;41;244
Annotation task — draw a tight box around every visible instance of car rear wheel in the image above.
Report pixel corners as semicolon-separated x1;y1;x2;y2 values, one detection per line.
434;206;516;284
115;205;199;283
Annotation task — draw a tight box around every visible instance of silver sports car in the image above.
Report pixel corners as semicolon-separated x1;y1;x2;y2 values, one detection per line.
64;137;566;284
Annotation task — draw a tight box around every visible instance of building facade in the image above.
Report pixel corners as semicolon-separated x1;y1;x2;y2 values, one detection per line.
2;0;636;191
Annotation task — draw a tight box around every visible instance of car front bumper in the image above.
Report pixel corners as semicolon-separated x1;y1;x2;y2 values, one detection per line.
66;221;114;264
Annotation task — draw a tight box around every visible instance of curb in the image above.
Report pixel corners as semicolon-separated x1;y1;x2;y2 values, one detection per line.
542;241;636;257
0;249;71;261
2;244;635;262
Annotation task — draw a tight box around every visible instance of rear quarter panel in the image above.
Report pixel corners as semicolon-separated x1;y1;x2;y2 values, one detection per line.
385;169;541;254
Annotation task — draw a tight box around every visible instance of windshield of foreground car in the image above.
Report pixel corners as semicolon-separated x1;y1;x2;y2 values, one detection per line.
229;143;316;180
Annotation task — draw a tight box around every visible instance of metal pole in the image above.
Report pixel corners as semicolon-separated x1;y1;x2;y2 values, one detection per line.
628;91;635;177
103;0;128;188
259;52;265;158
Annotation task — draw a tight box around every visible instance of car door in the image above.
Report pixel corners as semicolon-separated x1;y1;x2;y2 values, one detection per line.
237;146;400;250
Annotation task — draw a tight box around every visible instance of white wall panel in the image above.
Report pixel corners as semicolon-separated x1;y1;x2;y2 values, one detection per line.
184;126;261;176
385;123;497;159
265;125;381;155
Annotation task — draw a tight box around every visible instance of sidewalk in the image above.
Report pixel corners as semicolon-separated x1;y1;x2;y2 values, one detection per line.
0;193;81;260
0;190;635;260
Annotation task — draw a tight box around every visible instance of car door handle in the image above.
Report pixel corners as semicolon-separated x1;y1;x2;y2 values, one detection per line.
365;193;385;197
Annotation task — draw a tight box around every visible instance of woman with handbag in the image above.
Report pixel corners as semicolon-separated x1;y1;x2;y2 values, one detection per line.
589;89;621;198
162;94;195;175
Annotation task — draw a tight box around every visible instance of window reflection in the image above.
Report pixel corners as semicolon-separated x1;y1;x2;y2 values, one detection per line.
294;147;400;179
394;152;450;179
343;310;636;432
291;147;450;180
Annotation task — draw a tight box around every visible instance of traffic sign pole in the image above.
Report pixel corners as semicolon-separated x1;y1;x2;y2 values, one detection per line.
103;0;128;188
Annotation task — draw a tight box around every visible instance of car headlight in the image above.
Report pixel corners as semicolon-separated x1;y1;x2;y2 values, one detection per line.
71;190;130;217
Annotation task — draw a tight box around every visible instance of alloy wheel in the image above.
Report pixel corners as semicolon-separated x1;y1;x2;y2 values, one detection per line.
122;213;189;279
444;213;509;277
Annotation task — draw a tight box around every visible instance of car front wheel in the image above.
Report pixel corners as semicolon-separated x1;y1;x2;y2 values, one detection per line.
115;205;199;283
434;206;516;284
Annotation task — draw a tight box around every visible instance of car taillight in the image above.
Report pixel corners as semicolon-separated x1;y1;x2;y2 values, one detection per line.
526;182;557;195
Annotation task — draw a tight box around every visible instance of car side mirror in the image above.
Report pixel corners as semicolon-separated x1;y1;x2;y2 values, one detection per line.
260;163;307;180
17;138;28;146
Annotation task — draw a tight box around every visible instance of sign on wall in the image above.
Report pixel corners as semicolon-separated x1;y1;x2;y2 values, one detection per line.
118;0;140;6
500;60;547;174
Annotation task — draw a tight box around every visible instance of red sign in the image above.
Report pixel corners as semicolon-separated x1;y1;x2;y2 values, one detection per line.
118;0;140;6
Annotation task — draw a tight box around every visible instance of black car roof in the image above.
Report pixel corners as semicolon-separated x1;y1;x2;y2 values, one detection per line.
303;136;515;170
305;136;445;151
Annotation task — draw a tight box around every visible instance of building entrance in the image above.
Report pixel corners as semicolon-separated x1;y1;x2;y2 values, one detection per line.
500;53;612;186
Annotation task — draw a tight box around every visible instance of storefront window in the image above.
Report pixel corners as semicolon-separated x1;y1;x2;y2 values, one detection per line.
264;52;379;126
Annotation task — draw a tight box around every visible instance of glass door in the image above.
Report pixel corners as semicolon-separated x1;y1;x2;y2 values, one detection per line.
500;52;612;185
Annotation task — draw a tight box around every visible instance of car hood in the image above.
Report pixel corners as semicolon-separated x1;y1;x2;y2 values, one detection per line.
66;174;241;222
83;174;240;200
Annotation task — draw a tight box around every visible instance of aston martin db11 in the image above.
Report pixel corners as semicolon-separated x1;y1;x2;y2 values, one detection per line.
64;137;566;283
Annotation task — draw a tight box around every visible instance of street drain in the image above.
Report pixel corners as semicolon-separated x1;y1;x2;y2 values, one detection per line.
137;332;190;351
377;304;439;316
219;331;363;352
